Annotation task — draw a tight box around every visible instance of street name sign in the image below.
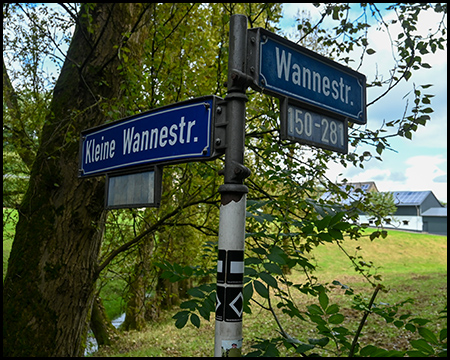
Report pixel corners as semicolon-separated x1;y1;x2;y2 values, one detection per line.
79;96;223;177
247;27;366;125
280;98;348;154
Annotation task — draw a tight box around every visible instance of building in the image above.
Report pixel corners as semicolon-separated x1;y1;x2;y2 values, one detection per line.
362;190;447;235
323;183;447;236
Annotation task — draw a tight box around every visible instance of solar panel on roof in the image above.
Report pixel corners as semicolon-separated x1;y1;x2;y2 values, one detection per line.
393;191;429;205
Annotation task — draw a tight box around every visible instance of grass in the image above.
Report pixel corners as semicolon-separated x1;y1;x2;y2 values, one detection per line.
3;209;446;356
91;228;447;357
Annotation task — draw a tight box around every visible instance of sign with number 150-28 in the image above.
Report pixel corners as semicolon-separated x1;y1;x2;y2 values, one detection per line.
280;98;348;154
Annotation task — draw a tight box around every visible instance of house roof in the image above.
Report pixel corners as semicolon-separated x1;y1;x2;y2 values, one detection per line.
348;181;379;192
391;191;432;206
421;207;447;217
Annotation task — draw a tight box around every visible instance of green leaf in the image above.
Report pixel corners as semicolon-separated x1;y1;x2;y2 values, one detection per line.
173;311;189;329
198;305;210;321
187;288;205;298
307;304;324;315
183;265;193;277
360;345;383;357
245;257;262;266
410;339;434;355
326;304;340;314
160;270;173;279
308;337;329;347
418;327;439;345
328;228;343;240
404;70;412;81
308;314;327;325
190;313;200;328
409;318;431;326
394;320;404;328
295;343;315;354
244;266;257;276
251;247;267;255
267;251;287;265
318;231;333;242
329;211;345;226
376;142;384;155
254;280;269;298
259;272;278;288
319;290;329;311
243;282;253;301
439;328;447;342
173;262;183;274
328;313;345;324
180;300;197;310
263;262;283;275
366;48;376;55
405;350;426;357
316;215;331;231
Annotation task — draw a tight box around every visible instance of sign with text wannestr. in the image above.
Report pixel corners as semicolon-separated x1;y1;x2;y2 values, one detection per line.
79;96;223;177
247;27;366;125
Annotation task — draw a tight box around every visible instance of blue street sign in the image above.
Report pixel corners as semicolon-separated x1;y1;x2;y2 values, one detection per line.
79;96;222;177
247;28;366;125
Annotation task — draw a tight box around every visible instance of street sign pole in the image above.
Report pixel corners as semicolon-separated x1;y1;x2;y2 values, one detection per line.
214;14;251;357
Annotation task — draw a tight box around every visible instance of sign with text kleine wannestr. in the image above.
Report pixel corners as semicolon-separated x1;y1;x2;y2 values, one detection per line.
247;28;366;125
79;96;220;177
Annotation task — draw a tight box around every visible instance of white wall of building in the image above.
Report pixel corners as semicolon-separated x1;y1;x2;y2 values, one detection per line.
359;215;423;232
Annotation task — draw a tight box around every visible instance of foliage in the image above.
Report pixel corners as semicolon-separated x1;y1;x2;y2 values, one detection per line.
153;2;447;357
364;191;397;226
2;2;447;356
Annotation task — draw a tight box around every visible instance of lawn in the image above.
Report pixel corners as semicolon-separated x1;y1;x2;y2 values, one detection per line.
91;228;447;357
3;209;446;356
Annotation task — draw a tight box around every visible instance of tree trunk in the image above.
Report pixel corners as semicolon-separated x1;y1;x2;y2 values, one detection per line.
90;296;118;347
122;261;147;331
3;4;152;356
122;235;154;331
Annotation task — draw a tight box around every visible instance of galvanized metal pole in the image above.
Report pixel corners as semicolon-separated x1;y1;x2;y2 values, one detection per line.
214;14;250;357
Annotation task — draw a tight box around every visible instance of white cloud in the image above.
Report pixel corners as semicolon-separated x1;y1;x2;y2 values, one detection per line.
328;154;447;202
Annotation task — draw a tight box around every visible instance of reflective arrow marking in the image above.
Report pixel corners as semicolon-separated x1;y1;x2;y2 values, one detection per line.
216;293;222;312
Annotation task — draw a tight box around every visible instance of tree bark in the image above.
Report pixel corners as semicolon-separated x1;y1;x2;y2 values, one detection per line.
3;4;152;356
90;296;118;347
122;235;153;331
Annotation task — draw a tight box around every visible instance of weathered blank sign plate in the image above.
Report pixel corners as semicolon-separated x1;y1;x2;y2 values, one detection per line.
105;166;162;209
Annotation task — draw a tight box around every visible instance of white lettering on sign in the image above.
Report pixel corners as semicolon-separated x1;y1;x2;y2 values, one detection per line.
123;116;198;156
275;47;353;106
85;116;199;166
85;136;116;164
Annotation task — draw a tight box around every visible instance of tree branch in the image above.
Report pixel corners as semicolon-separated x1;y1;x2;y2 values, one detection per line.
95;195;217;278
3;57;36;168
349;284;382;357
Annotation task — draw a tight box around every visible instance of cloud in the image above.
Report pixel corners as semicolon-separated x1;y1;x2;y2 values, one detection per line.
389;171;408;182
326;153;447;201
433;174;447;183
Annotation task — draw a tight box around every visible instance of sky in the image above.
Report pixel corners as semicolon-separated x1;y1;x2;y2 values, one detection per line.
278;3;447;203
